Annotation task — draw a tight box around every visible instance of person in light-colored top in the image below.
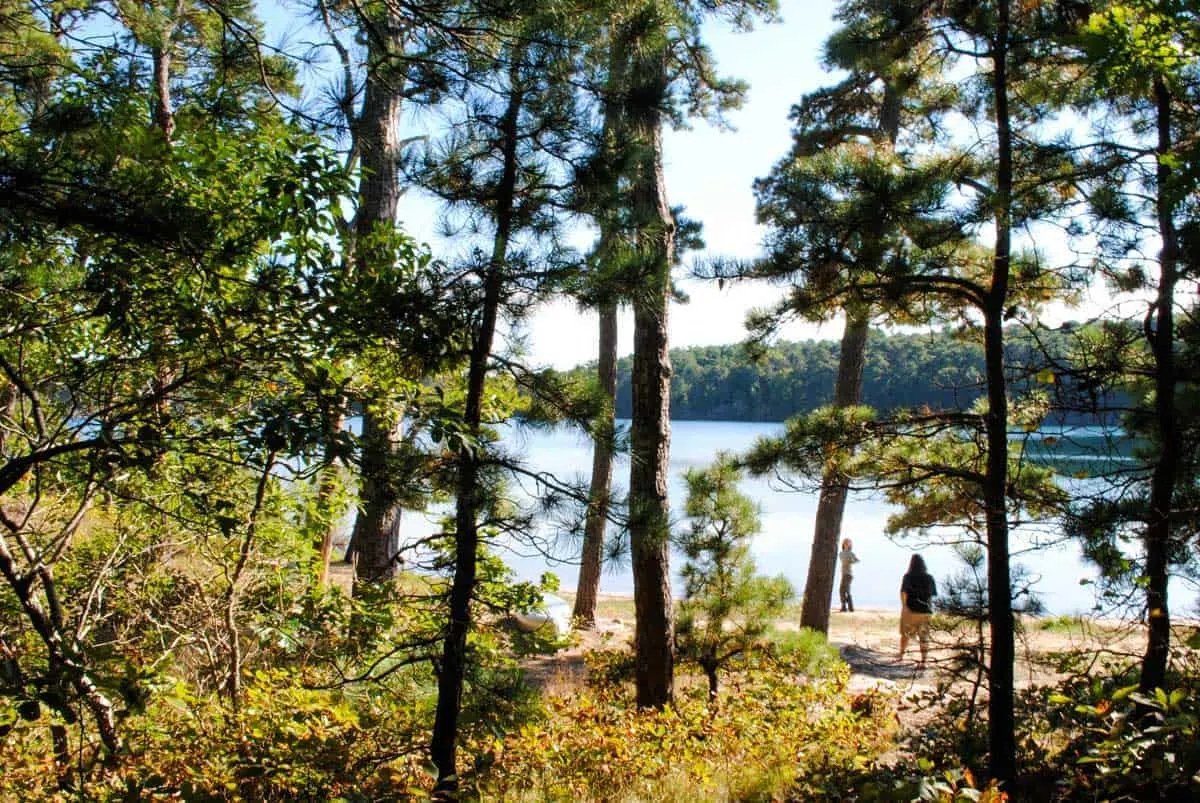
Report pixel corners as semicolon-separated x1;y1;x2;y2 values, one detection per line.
838;538;859;613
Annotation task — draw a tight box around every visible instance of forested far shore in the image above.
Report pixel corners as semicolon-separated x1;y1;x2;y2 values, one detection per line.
576;326;1119;424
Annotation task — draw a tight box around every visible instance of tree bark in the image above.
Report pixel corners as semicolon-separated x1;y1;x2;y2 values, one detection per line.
349;14;407;586
574;302;617;629
626;37;675;710
152;44;175;141
985;0;1016;787
1139;75;1178;696
350;412;404;585
799;313;868;632
574;34;628;631
430;50;524;795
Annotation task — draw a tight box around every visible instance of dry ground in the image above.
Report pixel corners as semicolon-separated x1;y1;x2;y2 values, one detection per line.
522;593;1165;706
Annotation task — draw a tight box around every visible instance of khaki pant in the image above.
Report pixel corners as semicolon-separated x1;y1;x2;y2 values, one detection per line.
839;574;853;612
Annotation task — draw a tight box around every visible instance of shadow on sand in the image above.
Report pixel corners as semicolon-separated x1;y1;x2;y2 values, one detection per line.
838;643;928;682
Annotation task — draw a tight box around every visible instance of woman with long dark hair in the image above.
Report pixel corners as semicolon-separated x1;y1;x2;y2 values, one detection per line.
899;554;937;667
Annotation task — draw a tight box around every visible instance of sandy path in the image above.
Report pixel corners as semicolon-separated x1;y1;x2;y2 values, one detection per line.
526;596;1154;699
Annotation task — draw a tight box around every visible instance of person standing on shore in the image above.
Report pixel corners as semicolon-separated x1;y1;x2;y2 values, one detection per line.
838;538;859;613
899;554;937;667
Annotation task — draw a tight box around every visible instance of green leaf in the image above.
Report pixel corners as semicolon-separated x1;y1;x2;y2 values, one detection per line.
1112;684;1140;702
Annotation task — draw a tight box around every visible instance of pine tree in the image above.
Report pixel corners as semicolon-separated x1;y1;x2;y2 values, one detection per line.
675;454;794;701
752;0;955;634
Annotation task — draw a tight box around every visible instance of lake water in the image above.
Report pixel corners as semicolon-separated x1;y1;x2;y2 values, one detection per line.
394;419;1193;616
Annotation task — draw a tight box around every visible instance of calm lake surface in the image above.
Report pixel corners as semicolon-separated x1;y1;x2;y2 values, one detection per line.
396;419;1193;616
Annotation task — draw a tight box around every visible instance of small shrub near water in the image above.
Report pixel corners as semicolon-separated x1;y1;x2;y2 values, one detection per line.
466;647;898;802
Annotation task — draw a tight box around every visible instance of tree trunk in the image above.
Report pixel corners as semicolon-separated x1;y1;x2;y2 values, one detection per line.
312;415;345;588
349;15;406;586
350;412;404;586
985;1;1016;787
152;44;175;141
800;313;868;633
430;52;524;795
574;302;617;629
1139;75;1178;696
0;537;122;755
574;35;628;631
798;72;900;634
626;38;675;710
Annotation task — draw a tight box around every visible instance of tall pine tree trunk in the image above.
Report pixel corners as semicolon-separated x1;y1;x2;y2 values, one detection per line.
799;312;868;632
984;0;1016;786
1140;75;1178;695
626;32;674;709
574;33;628;631
430;53;524;795
799;76;900;634
574;302;617;629
349;16;406;586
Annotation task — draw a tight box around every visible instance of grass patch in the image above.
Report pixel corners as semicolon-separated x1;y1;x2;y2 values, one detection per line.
557;591;637;623
1036;614;1083;633
767;626;843;675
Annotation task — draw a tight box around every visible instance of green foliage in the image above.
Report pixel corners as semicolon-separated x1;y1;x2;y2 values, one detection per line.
1081;2;1200;97
0;667;436;801
674;454;795;698
469;649;897;802
763;626;842;677
1071;685;1200;800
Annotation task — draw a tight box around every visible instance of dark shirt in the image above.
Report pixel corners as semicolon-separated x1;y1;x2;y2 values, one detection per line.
901;572;937;614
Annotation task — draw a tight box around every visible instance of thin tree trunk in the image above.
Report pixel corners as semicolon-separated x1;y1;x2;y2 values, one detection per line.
312;415;346;588
627;38;675;709
985;0;1016;787
223;456;275;711
152;45;174;141
798;72;901;634
704;663;719;703
349;16;406;586
1140;75;1178;695
430;51;525;795
574;35;628;631
574;302;617;629
800;313;868;632
0;536;121;754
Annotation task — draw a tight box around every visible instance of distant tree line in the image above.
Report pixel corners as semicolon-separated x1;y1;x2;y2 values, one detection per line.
597;326;1112;423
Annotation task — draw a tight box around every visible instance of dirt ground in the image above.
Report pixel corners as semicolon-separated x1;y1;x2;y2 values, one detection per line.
522;593;1159;705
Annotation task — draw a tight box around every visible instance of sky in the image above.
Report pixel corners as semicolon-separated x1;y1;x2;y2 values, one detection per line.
369;0;845;369
514;0;844;369
272;0;1140;371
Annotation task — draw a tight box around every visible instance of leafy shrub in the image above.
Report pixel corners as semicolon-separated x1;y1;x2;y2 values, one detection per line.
467;648;900;802
1053;683;1200;802
0;668;434;801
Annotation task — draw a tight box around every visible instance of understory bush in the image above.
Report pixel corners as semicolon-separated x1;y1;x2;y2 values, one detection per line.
467;648;898;802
